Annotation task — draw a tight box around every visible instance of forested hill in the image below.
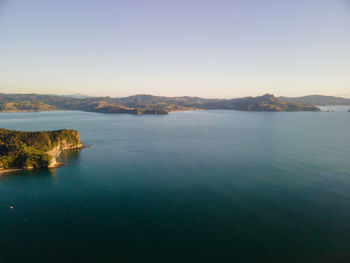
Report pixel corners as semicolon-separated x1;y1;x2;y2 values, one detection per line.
279;95;350;106
0;93;320;114
0;129;83;169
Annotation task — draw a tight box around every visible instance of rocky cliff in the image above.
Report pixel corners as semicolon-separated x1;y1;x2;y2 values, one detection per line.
0;129;83;170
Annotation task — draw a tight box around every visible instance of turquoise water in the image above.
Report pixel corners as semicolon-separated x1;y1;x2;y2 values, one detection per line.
1;109;350;263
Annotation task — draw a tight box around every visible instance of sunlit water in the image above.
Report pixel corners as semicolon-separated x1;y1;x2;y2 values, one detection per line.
1;108;350;263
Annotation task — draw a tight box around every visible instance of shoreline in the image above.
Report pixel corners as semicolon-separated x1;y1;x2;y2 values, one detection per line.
0;162;69;175
0;106;322;115
0;168;22;175
0;146;85;175
0;109;58;113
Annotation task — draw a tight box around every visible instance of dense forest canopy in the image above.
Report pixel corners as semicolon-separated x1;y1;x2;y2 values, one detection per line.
0;129;82;169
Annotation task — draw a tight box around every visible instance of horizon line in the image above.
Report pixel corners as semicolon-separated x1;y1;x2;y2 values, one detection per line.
0;92;350;100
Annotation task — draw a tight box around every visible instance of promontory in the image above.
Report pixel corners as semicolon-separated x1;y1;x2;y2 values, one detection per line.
0;129;83;171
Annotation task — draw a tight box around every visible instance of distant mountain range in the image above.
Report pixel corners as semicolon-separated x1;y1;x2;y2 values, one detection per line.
0;93;326;114
279;95;350;106
64;93;95;99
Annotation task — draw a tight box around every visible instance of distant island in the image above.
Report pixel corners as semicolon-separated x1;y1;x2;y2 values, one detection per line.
0;129;83;173
0;93;321;114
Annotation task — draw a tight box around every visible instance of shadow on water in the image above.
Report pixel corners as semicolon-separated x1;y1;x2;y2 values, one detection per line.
0;149;82;181
56;148;82;164
0;168;57;181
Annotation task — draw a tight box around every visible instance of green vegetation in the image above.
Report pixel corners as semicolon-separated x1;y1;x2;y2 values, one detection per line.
0;101;58;111
0;93;320;114
0;129;82;169
279;95;350;106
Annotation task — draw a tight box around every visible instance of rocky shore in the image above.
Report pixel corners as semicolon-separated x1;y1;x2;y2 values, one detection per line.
0;129;84;171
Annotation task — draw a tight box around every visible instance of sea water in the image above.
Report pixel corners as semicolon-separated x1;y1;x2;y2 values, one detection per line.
1;108;350;262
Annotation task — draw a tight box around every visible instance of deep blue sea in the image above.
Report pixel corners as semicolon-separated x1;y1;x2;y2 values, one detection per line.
1;108;350;263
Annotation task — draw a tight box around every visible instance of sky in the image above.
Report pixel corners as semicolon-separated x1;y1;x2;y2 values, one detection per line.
0;0;349;98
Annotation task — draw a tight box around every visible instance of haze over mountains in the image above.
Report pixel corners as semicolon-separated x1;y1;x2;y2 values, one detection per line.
279;95;350;106
0;93;326;114
61;93;350;106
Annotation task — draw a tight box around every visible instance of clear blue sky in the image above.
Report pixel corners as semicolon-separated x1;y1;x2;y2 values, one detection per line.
0;0;349;98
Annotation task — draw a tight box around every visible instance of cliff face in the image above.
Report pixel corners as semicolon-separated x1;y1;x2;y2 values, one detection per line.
0;129;83;169
45;135;83;168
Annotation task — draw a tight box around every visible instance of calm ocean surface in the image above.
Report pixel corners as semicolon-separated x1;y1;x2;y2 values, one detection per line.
1;108;350;263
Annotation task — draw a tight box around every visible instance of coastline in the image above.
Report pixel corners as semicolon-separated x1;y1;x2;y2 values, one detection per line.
0;168;22;175
0;162;70;175
167;108;202;113
0;109;58;113
0;129;85;173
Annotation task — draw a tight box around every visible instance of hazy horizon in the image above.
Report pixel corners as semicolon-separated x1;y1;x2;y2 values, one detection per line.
0;92;350;99
1;0;349;98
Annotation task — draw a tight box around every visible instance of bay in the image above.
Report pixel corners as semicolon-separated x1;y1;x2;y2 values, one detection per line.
1;108;350;262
